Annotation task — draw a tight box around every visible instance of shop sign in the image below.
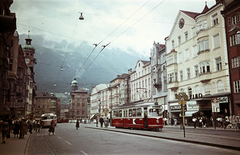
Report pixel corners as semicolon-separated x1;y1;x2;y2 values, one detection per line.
187;101;199;111
170;105;186;111
189;93;203;99
218;97;228;103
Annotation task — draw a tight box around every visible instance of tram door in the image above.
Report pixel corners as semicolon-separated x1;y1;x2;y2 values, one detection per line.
144;107;148;128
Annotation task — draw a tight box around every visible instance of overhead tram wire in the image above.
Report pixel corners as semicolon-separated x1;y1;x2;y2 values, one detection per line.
73;0;151;80
77;42;111;79
54;16;79;87
76;0;166;80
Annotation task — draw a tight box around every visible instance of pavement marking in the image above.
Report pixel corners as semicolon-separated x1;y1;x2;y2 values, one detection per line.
65;140;72;145
58;136;62;139
80;150;88;155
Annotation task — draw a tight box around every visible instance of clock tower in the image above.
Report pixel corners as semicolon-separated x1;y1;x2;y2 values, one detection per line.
22;31;36;72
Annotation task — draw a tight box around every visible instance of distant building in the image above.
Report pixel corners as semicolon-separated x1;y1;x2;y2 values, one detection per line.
35;91;57;118
60;104;69;120
150;42;168;117
221;0;240;116
130;60;152;102
69;78;88;119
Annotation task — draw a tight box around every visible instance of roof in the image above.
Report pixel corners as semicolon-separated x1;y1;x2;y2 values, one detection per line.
35;91;56;98
180;10;199;19
110;73;130;83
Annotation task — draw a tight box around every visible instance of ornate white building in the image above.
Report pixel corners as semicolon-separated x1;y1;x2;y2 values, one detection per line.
150;42;168;117
130;60;152;102
165;2;231;121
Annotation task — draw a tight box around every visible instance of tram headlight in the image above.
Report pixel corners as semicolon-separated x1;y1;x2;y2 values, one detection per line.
156;119;159;123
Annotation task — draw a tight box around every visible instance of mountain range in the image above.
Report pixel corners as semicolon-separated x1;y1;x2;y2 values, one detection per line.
19;34;148;95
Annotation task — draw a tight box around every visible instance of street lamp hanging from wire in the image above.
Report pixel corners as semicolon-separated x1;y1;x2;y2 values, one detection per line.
79;12;84;20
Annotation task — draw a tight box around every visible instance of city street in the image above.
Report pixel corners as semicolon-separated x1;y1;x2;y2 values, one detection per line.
25;123;240;155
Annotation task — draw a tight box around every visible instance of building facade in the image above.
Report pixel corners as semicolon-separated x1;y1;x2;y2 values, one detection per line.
69;78;88;119
35;91;58;118
221;0;240;116
0;0;16;118
150;42;168;117
130;60;152;102
166;2;231;124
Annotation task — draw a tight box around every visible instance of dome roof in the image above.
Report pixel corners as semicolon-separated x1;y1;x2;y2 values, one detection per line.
71;78;78;85
22;44;35;51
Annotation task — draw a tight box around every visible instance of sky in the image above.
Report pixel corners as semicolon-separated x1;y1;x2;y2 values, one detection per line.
10;0;217;57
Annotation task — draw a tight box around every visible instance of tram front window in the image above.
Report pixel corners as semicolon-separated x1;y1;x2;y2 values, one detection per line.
149;108;162;116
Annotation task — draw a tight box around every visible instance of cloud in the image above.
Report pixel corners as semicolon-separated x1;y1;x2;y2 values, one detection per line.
11;0;216;57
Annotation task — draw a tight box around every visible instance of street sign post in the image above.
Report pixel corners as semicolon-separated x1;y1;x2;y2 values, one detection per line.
211;98;219;129
177;92;188;137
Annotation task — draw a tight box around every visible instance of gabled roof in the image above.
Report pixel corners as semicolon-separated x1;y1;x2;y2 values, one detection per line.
180;10;199;19
36;91;56;98
201;4;209;14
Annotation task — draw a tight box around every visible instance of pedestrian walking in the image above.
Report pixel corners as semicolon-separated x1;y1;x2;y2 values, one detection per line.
1;119;9;144
99;117;104;128
105;117;109;128
76;119;80;130
28;119;33;134
20;118;28;139
13;120;20;138
96;117;98;127
36;120;41;132
192;117;197;128
235;117;240;131
49;121;55;135
7;117;12;138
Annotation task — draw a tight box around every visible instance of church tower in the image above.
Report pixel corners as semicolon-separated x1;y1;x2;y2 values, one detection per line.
22;31;36;73
71;78;78;91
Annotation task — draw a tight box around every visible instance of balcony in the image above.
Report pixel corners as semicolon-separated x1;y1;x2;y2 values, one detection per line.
168;81;179;90
199;72;212;83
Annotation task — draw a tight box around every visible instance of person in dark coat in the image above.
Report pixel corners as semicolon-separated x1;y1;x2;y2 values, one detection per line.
1;119;9;144
13;121;20;138
7;117;12;138
99;117;104;128
76;119;80;130
49;121;55;135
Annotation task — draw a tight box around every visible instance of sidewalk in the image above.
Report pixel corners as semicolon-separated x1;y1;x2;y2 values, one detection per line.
164;124;238;131
0;132;31;155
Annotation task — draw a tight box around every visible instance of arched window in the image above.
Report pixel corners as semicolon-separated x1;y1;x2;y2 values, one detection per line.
195;85;200;93
217;80;224;92
188;87;192;96
204;83;211;95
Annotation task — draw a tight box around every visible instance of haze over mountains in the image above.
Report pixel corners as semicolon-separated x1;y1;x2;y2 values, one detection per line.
19;34;148;95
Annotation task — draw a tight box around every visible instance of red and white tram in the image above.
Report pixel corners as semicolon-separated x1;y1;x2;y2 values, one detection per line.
111;101;164;131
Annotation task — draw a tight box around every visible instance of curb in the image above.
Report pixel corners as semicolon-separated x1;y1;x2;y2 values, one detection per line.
85;126;240;151
24;133;32;155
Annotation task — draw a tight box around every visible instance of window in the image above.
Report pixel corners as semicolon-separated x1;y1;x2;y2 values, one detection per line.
175;72;178;82
212;13;218;26
180;71;183;81
197;20;207;31
167;55;174;66
185;49;189;61
178;52;182;63
216;57;222;71
217;80;224;92
234;80;240;93
229;13;240;26
199;61;210;74
230;31;240;46
213;34;220;49
168;73;174;83
232;56;240;68
178;36;181;45
185;32;188;41
198;39;209;53
187;68;190;79
204;83;211;95
172;40;174;49
194;65;199;77
192;45;198;57
192;27;196;37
